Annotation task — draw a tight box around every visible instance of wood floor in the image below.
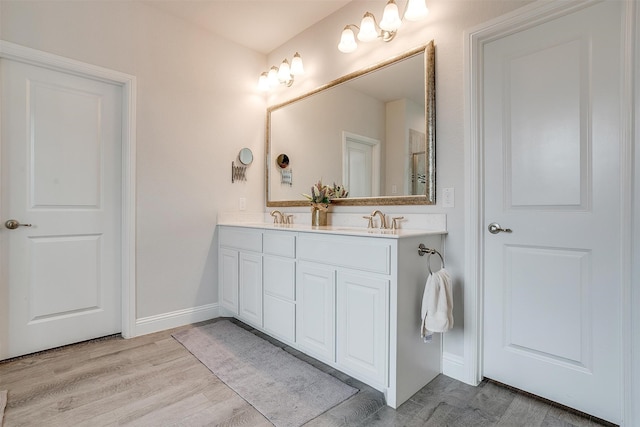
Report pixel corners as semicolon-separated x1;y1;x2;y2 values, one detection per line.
0;318;611;426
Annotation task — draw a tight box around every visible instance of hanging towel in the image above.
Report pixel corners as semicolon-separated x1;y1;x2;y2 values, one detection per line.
420;268;453;342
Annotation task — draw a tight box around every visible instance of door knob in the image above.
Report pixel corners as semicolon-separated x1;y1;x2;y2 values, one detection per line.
488;222;512;234
4;219;32;230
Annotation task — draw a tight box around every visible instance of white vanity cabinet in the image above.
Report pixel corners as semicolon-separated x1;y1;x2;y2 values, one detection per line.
218;226;263;328
297;233;392;389
217;224;445;409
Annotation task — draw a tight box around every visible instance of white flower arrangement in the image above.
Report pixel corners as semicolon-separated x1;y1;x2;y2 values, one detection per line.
302;180;349;211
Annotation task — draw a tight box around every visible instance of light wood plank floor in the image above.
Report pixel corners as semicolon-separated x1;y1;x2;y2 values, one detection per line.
0;318;612;426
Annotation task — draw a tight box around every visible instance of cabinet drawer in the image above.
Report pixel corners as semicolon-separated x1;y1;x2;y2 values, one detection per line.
219;227;262;252
264;294;296;343
264;256;295;300
263;231;296;258
298;234;391;275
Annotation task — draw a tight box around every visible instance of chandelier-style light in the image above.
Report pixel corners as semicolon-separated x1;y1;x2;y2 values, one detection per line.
258;52;304;91
338;0;429;53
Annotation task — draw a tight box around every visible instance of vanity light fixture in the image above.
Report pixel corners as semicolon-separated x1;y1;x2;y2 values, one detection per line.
338;0;429;53
258;52;304;91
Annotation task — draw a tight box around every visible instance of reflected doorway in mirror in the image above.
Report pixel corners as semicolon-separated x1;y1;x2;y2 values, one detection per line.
342;132;380;198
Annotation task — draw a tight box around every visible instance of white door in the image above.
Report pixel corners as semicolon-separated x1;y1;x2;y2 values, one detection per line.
0;59;122;359
342;132;380;197
483;2;622;423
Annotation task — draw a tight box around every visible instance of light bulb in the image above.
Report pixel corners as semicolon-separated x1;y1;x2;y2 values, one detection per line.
358;12;378;42
380;0;402;31
290;52;304;75
277;59;291;83
267;66;279;87
258;72;269;91
338;27;358;53
405;0;429;21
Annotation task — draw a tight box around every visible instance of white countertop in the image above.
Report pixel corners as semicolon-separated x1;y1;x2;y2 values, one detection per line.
217;221;447;239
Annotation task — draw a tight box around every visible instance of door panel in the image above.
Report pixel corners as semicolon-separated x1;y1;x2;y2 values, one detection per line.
296;262;335;362
337;272;388;386
29;235;102;320
31;81;102;207
1;59;122;359
238;252;263;327
219;248;239;315
504;245;590;368
507;39;587;209
482;2;622;423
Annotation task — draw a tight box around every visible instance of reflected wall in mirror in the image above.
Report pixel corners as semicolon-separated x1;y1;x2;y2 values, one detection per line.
267;41;435;207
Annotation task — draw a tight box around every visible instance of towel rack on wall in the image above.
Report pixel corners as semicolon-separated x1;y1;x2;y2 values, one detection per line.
417;243;444;274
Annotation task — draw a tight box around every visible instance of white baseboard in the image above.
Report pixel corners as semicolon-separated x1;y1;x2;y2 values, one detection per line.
442;351;467;383
132;303;220;337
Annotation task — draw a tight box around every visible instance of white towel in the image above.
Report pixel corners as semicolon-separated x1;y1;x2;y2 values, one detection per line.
420;268;453;342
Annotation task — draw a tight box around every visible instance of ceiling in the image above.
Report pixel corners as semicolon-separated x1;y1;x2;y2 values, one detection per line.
142;0;352;54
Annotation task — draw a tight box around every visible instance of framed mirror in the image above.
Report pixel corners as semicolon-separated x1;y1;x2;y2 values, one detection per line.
266;41;435;207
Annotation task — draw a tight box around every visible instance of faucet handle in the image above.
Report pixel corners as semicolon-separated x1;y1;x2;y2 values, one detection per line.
391;216;405;230
362;216;374;229
284;214;294;225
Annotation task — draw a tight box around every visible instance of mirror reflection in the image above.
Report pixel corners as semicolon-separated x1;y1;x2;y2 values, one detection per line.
267;41;435;207
276;153;290;169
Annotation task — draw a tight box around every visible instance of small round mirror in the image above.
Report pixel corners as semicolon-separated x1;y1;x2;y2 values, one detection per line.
238;148;253;165
276;153;290;169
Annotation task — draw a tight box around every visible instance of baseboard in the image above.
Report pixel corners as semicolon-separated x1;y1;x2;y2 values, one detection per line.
442;351;466;383
133;303;220;337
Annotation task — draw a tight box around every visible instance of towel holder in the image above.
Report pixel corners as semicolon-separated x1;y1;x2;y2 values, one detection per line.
418;243;444;274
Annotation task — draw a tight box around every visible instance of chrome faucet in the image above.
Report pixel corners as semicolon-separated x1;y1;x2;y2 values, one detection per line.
371;210;387;229
270;210;284;224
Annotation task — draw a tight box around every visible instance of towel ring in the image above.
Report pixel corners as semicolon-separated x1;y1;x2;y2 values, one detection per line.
417;244;445;275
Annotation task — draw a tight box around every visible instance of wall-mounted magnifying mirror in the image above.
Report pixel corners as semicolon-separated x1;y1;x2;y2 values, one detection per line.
276;153;290;169
238;148;253;165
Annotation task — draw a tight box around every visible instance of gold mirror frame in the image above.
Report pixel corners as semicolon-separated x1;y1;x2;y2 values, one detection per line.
266;41;435;207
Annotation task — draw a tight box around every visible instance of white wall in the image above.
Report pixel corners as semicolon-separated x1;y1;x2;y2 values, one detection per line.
266;0;530;367
1;1;266;325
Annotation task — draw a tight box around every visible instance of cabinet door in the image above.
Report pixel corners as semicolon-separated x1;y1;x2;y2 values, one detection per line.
296;262;335;362
337;272;389;387
238;252;263;327
219;248;239;315
264;256;296;343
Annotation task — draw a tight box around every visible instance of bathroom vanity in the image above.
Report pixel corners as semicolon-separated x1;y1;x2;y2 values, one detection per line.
218;222;446;408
